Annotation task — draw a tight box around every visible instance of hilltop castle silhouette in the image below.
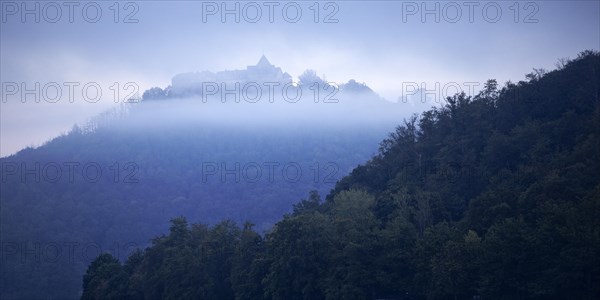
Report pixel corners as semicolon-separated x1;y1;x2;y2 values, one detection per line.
171;56;292;94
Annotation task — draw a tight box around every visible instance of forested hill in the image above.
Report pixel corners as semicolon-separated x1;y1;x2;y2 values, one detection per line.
82;51;600;299
0;68;399;297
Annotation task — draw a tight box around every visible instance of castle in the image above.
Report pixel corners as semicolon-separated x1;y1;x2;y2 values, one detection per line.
171;55;292;94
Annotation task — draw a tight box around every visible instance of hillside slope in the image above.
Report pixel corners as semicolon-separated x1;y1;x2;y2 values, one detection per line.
82;51;599;299
0;81;397;298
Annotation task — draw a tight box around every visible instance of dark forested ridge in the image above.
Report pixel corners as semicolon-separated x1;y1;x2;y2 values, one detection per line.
82;51;600;299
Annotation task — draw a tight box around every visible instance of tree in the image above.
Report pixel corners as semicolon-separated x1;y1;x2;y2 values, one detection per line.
81;253;124;300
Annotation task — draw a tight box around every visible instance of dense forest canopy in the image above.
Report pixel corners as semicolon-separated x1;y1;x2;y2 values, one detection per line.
82;51;600;299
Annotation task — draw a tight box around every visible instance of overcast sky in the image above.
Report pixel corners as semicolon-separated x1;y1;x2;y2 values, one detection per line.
1;0;599;156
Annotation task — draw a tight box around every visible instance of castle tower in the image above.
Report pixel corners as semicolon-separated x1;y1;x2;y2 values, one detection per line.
256;55;273;68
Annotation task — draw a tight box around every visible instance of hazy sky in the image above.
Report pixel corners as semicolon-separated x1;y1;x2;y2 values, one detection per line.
1;0;599;156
